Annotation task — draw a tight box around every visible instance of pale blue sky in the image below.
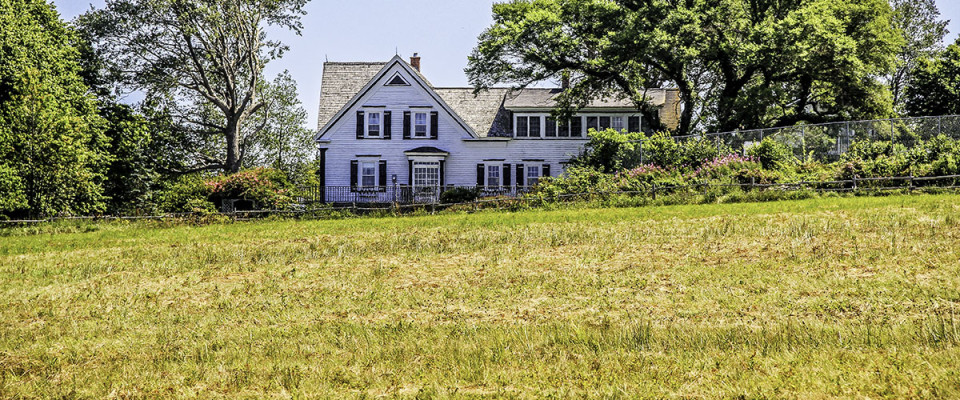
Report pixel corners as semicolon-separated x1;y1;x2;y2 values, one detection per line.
53;0;960;129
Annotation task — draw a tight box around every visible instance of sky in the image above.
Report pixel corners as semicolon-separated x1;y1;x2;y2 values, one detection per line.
53;0;960;130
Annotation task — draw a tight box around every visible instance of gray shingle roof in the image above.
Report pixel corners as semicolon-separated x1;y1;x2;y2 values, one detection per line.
434;88;512;137
316;61;675;137
502;88;668;109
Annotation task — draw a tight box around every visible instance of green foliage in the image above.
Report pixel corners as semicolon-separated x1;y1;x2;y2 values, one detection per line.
905;38;960;116
0;0;110;218
439;187;481;204
158;174;215;213
746;138;798;169
573;128;646;173
639;133;728;169
204;168;294;210
78;0;309;173
467;0;901;134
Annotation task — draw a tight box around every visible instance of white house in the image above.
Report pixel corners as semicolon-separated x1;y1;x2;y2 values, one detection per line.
314;54;680;203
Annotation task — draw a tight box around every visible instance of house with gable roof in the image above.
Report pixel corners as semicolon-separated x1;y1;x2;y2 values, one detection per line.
314;54;680;203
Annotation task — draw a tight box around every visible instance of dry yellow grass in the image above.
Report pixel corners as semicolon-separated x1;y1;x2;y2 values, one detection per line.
1;194;959;398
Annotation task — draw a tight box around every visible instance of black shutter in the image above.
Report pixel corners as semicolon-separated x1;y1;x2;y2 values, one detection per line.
476;164;485;187
542;164;551;178
628;116;641;133
503;164;511;189
408;160;413;185
356;111;364;139
403;111;411;139
378;160;387;192
439;160;445;188
516;164;524;187
430;111;439;139
350;160;358;191
383;111;392;139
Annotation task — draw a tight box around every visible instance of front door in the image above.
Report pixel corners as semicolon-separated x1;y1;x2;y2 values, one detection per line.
412;161;441;203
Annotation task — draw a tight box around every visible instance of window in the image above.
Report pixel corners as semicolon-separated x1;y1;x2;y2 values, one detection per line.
570;117;583;137
516;116;528;137
612;116;624;132
367;112;381;137
413;161;440;187
360;162;377;187
545;117;557;137
487;164;501;187
599;116;611;130
515;115;543;137
414;112;428;137
528;116;541;137
526;165;540;187
558;119;571;137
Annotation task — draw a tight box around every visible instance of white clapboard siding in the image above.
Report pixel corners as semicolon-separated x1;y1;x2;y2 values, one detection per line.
319;61;589;187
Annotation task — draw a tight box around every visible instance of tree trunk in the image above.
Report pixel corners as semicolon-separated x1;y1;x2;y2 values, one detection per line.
225;117;242;173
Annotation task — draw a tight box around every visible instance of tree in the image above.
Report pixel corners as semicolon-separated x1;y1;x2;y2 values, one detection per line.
467;0;901;134
0;0;109;218
888;0;949;111
77;0;308;173
241;70;314;175
904;38;960;116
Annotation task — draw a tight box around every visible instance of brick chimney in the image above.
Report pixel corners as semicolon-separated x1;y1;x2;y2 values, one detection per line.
410;53;421;72
561;70;570;89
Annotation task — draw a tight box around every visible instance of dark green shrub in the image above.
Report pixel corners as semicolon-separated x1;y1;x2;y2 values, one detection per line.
747;138;797;169
573;129;646;172
439;187;481;204
158;175;216;213
204;168;294;210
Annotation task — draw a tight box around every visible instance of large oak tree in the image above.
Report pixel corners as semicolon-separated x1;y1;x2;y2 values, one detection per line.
467;0;902;134
78;0;308;173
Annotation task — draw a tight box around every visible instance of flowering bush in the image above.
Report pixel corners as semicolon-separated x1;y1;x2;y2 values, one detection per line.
204;168;294;210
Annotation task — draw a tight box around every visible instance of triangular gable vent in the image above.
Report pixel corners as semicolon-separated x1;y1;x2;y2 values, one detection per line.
385;72;410;86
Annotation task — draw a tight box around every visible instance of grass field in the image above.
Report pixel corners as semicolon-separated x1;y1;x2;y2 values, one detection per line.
2;195;960;398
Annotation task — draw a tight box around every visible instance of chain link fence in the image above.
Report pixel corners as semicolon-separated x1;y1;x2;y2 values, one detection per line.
635;115;960;163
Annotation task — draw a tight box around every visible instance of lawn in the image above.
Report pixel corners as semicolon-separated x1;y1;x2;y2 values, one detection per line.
2;194;960;399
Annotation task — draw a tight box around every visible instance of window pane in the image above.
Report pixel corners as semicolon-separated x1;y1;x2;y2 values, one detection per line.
545;117;557;137
558;119;570;137
361;163;376;187
516;116;528;137
529;116;541;137
599;116;611;130
586;116;598;131
487;165;500;187
570;117;583;137
414;112;427;136
526;166;540;187
368;112;380;136
612;116;624;131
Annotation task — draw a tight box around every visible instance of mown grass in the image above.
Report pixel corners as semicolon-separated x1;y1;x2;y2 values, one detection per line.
2;194;960;398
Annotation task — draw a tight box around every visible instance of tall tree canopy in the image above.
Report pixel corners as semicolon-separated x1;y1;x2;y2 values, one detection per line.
78;0;309;173
467;0;901;134
904;38;960;117
0;0;109;218
888;0;949;111
242;70;314;173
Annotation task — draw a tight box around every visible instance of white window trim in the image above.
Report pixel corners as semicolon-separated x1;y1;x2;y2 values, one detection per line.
413;111;429;138
525;165;541;187
514;114;545;138
357;156;380;189
514;113;642;138
485;162;503;188
365;110;383;138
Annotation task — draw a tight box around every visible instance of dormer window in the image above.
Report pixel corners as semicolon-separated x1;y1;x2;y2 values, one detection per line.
367;112;381;137
515;115;542;137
